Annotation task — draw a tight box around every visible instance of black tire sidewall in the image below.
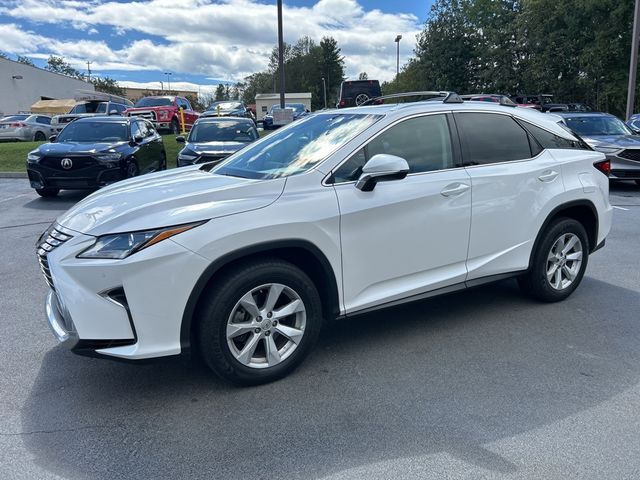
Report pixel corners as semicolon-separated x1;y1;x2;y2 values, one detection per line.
170;119;179;134
34;132;46;141
525;218;589;302
197;260;323;385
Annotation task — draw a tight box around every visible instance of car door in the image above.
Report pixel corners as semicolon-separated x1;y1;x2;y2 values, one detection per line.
178;97;197;128
144;120;164;169
453;112;566;280
331;113;472;313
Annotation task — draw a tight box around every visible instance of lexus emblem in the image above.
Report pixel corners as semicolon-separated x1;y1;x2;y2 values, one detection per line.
61;158;72;169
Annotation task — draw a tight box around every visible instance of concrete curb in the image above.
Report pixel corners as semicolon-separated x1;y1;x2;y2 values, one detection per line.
0;172;27;178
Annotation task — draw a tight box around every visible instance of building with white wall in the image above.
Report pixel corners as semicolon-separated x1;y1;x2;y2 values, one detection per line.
0;57;94;116
255;93;312;120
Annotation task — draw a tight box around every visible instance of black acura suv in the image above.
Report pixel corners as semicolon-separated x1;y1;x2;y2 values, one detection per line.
27;116;166;197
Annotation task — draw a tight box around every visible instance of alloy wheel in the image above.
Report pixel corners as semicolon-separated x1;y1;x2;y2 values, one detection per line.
226;283;306;369
546;233;583;290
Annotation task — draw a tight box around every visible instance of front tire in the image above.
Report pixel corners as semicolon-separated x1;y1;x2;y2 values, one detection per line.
170;118;180;135
35;187;59;197
519;218;589;302
196;259;322;385
34;131;46;142
125;160;139;178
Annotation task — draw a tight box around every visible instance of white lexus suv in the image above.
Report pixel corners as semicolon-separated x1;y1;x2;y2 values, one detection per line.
38;92;613;385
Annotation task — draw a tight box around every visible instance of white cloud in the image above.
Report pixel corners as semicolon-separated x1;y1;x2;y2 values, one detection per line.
0;0;420;82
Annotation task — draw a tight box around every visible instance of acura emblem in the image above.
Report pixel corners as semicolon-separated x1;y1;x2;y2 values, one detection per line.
61;158;72;169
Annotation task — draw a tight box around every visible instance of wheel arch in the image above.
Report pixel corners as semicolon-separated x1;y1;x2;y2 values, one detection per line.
180;240;341;356
528;200;599;269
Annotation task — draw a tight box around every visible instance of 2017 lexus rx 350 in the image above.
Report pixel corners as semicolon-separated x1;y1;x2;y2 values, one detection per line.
38;94;612;385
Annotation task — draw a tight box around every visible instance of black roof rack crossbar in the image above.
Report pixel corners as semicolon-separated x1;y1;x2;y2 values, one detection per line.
360;91;464;106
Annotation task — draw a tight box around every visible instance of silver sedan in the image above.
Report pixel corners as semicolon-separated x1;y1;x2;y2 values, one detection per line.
0;114;54;142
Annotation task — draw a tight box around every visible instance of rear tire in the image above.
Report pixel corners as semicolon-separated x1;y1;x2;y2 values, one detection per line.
518;218;589;302
170;118;180;135
196;259;322;385
34;131;46;142
35;187;59;197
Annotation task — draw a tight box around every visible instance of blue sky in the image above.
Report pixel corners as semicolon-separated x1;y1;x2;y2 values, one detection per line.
0;0;432;94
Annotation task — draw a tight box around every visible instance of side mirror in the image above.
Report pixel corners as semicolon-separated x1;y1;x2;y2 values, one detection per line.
355;154;409;192
176;136;186;143
49;135;57;142
132;134;144;144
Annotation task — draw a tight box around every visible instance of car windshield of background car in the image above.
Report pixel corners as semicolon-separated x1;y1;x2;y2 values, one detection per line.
135;98;173;107
213;113;382;180
565;116;632;136
189;121;256;143
56;122;128;143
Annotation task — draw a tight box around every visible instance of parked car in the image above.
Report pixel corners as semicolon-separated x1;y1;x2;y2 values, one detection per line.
176;117;258;167
460;94;516;106
510;94;560;111
262;103;309;129
337;79;382;108
51;100;131;133
125;96;199;134
555;112;640;185
0;114;53;141
27;116;166;197
202;101;254;122
37;95;611;385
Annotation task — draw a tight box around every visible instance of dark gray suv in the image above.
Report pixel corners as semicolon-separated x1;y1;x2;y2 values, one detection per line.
555;112;640;185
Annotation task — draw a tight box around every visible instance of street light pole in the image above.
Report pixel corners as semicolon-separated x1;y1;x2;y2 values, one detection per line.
277;0;285;109
626;0;640;120
159;81;164;92
394;35;402;89
165;72;172;94
322;77;327;109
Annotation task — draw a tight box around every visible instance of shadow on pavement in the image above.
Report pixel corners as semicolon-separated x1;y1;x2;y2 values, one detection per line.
21;277;640;479
22;190;91;211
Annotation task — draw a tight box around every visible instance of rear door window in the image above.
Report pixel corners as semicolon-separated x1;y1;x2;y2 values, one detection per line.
454;113;534;165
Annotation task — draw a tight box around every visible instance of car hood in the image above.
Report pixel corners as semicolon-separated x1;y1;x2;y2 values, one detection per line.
188;141;248;153
56;166;286;236
38;141;127;155
581;135;640;148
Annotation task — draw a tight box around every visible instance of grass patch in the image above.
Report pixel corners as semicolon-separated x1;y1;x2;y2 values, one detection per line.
0;130;272;173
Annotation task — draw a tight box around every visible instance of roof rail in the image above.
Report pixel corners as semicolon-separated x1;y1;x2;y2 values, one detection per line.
360;91;464;106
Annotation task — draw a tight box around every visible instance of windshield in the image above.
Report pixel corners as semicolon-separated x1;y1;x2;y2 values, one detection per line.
213;113;382;179
56;121;128;143
269;104;305;114
564;116;632;136
69;102;107;114
135;97;173;107
207;102;242;111
189;120;257;143
1;115;30;122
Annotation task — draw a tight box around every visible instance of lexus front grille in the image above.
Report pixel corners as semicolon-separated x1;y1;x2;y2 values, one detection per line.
36;225;72;290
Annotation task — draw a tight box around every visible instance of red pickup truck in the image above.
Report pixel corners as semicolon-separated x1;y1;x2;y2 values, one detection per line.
124;96;199;133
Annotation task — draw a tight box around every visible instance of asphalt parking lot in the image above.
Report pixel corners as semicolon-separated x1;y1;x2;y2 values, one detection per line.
1;178;640;480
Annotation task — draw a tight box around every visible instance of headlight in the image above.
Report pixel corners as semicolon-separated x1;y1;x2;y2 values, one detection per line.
591;145;620;154
77;222;206;259
94;153;122;162
27;151;41;163
158;110;170;120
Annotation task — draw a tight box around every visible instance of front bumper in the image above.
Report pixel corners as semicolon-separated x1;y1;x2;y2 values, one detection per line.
38;223;211;360
27;161;125;190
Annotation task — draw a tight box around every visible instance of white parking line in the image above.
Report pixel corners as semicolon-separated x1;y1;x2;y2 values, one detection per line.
0;194;27;204
613;206;630;211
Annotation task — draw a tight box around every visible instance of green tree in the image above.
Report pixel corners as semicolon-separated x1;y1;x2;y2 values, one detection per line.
16;55;34;66
45;55;84;79
91;76;125;96
214;84;227;101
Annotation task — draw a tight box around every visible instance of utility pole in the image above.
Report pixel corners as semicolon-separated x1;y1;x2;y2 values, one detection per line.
86;61;92;81
165;72;172;94
322;77;327;109
394;35;402;89
626;0;640;120
277;0;285;109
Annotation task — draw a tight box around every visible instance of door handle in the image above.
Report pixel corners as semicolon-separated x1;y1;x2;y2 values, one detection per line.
538;170;559;182
440;183;470;197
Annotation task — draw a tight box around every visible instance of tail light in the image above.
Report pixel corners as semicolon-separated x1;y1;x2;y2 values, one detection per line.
339;100;346;107
593;159;611;177
10;122;25;128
